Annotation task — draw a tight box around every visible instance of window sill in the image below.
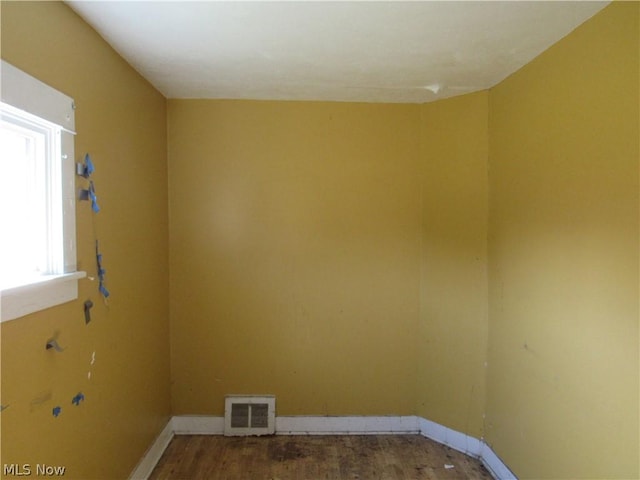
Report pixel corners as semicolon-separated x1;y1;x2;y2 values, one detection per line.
0;271;87;322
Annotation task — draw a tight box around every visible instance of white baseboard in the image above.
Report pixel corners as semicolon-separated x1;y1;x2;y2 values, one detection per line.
480;441;518;480
417;416;483;457
129;419;174;480
276;415;420;435
171;415;224;434
132;415;517;480
416;417;517;479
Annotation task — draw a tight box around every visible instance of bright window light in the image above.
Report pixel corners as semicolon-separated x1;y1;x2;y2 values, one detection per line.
1;60;84;322
0;104;63;289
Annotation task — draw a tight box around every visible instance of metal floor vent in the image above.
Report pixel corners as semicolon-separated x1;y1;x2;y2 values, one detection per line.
224;395;275;436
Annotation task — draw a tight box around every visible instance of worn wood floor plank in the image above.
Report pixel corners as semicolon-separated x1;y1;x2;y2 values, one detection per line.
149;435;493;480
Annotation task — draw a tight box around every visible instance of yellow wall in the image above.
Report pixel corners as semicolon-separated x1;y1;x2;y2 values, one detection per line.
417;92;489;438
1;1;638;479
168;100;421;416
486;2;639;478
1;2;171;479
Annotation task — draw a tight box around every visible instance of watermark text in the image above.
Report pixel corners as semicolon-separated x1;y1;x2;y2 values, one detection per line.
3;463;66;476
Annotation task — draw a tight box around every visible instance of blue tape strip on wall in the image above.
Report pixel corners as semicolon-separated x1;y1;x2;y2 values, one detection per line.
71;393;85;406
83;153;95;178
96;241;110;299
88;181;100;213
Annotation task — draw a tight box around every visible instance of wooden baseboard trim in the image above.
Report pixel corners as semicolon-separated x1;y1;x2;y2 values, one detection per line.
276;415;420;435
129;419;174;480
480;441;518;480
416;417;516;479
417;416;483;457
131;415;517;479
171;415;225;434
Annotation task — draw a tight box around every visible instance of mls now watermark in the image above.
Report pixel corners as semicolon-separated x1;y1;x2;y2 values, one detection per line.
3;464;66;476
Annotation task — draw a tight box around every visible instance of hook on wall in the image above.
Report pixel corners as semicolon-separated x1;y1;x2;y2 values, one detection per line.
84;300;94;324
45;338;65;352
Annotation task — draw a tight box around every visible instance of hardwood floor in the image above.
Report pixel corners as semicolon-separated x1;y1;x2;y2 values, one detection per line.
149;434;493;479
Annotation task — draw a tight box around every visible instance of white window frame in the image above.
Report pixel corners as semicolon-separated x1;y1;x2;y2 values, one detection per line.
0;60;85;322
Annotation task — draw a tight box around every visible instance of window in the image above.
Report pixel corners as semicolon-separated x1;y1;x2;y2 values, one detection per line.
0;61;85;322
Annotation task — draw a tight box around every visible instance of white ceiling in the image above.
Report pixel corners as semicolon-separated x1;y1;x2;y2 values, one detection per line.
67;1;609;104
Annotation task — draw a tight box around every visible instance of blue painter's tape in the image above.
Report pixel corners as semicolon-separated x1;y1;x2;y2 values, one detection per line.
99;284;110;298
83;154;95;178
79;181;100;212
71;393;85;406
88;181;100;213
96;242;110;299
